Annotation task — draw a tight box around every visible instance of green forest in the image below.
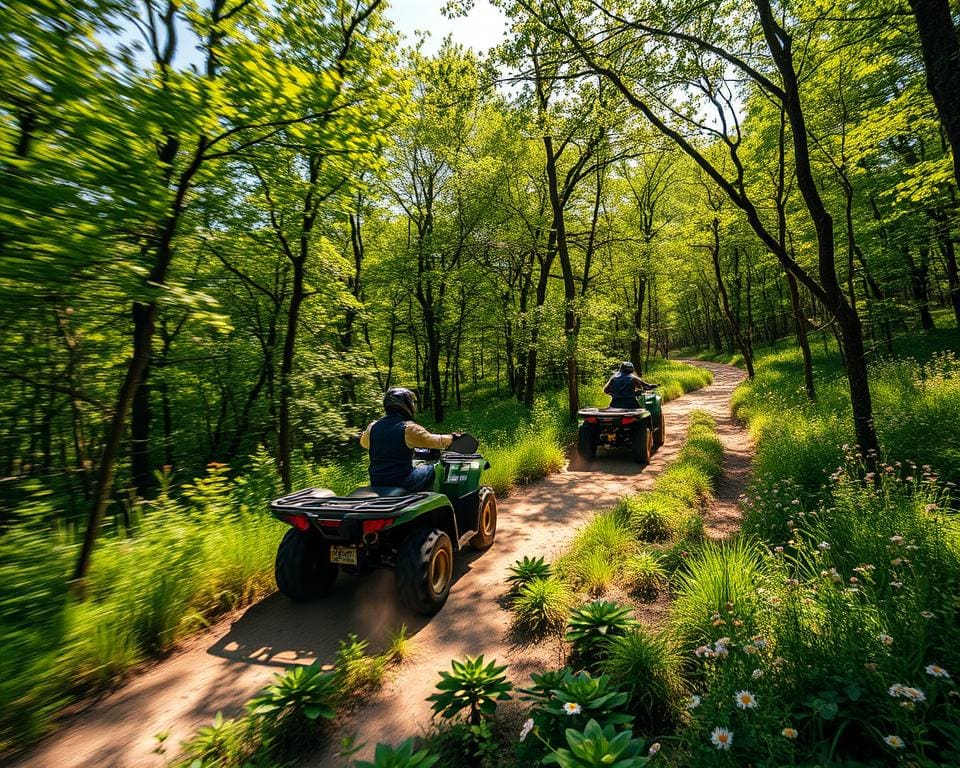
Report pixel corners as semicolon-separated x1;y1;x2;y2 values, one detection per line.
3;0;960;766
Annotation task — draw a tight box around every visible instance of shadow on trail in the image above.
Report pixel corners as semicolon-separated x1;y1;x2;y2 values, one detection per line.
206;549;486;670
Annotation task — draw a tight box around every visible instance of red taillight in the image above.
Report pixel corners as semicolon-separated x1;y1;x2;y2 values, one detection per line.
282;514;310;531
621;416;636;425
362;518;393;535
584;416;598;424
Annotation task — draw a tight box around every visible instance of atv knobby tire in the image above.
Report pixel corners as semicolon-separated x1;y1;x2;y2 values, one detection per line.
632;422;653;464
654;411;665;448
275;528;338;601
470;488;498;551
397;527;454;614
577;425;597;460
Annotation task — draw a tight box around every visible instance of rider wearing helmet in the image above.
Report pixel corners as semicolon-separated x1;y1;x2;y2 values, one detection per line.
603;361;654;409
359;388;460;492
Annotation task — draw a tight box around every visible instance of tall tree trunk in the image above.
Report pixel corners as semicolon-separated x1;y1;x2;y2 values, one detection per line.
711;220;755;377
543;134;579;419
909;0;960;190
906;246;936;330
629;276;646;370
757;0;879;456
278;259;304;492
129;334;153;498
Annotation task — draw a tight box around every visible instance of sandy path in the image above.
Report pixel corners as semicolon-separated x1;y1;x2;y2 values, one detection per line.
14;361;747;768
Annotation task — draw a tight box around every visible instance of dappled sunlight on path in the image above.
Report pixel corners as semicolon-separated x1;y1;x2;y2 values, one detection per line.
14;361;749;768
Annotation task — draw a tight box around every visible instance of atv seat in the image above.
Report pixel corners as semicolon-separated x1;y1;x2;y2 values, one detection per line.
348;485;412;499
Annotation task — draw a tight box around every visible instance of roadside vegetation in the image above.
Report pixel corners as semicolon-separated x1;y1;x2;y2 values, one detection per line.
336;327;960;767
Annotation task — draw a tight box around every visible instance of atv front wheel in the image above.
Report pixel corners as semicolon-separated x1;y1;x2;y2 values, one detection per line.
397;527;454;614
275;529;338;601
632;423;653;464
469;488;498;551
653;411;665;449
577;424;597;460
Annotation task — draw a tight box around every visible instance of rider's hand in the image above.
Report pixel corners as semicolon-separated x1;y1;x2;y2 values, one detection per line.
451;432;463;441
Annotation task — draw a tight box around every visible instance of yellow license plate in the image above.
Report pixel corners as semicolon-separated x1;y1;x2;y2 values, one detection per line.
330;546;358;565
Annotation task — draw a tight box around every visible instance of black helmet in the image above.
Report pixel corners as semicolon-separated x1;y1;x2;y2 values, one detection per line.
619;361;635;374
384;387;417;420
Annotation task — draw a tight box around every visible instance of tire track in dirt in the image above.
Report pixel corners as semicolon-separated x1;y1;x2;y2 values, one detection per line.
14;361;748;768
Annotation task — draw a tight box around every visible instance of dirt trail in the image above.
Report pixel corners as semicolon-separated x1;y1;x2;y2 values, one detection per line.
15;361;748;768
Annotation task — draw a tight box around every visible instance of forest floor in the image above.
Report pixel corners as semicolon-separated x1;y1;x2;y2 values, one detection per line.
15;361;749;768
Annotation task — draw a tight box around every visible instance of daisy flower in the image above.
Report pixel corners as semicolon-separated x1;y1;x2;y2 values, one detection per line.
878;633;894;645
648;742;661;756
563;702;582;716
734;690;758;709
519;718;534;742
686;694;702;710
926;664;950;678
883;735;906;750
781;727;798;739
710;726;733;750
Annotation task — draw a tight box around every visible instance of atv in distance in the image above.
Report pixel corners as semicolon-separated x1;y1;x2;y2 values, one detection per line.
268;434;496;615
576;386;664;464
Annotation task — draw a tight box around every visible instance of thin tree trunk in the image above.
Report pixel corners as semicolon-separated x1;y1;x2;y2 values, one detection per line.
710;219;755;377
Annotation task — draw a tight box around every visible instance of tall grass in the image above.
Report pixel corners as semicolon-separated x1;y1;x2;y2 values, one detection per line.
0;461;283;754
668;328;960;766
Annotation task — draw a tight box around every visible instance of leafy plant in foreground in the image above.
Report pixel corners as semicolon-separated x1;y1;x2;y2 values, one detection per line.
507;556;553;593
544;719;652;768
428;655;512;725
355;738;439;768
566;600;638;668
246;662;339;724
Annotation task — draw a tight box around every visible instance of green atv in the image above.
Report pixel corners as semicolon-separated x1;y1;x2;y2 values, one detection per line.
268;434;496;614
576;387;665;463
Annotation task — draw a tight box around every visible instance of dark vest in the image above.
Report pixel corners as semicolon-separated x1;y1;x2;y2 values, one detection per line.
609;372;639;408
369;414;412;486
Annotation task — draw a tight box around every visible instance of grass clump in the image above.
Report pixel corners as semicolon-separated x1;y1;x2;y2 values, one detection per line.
511;577;573;636
623;550;668;598
600;628;684;731
670;539;770;654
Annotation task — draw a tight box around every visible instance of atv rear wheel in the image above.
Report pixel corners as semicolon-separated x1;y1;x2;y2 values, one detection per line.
632;422;653;464
275;528;338;601
470;488;498;551
653;411;665;449
397;527;454;614
577;424;597;460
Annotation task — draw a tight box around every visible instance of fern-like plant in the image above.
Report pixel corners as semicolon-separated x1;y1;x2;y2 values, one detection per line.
427;655;512;725
355;738;439;768
246;662;339;724
507;556;553;593
566;600;638;667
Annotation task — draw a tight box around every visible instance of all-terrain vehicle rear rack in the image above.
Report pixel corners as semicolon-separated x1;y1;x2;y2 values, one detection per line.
270;488;430;515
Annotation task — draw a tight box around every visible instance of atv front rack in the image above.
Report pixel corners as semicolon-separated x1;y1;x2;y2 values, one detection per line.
270;488;430;516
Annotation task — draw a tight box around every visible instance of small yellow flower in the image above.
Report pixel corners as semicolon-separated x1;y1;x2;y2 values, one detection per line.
563;702;582;716
781;727;798;739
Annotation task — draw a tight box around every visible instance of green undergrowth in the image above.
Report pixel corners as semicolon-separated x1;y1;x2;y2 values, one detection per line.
510;411;724;637
713;326;960;496
0;453;303;756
